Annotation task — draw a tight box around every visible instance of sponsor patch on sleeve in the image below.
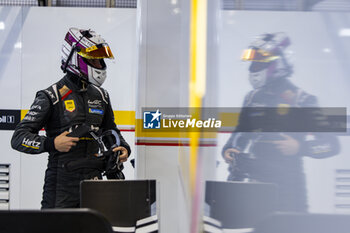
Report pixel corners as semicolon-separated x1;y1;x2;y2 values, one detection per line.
21;138;40;149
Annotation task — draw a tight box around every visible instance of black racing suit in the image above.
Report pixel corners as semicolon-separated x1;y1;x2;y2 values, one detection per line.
11;73;131;208
222;78;339;212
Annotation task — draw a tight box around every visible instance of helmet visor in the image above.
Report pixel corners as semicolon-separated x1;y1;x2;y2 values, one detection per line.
241;48;279;62
78;43;114;59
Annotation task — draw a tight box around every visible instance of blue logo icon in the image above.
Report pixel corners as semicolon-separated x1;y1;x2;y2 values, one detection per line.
143;109;162;129
89;108;104;115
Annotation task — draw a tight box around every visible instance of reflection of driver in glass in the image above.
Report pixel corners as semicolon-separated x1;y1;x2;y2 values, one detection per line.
222;33;340;212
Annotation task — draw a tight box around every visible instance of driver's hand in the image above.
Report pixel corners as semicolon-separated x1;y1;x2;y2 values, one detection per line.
113;146;129;162
224;148;240;164
272;133;300;156
54;131;79;152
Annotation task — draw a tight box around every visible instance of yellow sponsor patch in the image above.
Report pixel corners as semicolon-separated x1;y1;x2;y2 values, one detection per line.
64;100;76;112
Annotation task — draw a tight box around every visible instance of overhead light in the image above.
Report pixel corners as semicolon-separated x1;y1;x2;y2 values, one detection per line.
14;42;22;49
339;28;350;37
173;8;180;14
0;22;5;30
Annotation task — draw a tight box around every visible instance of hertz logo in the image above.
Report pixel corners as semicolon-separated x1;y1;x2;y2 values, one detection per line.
22;138;40;149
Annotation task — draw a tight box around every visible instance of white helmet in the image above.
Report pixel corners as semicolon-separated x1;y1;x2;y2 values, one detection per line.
241;32;293;89
61;28;114;86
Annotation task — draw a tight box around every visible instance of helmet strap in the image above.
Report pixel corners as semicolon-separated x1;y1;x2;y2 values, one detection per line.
62;30;88;73
62;44;81;73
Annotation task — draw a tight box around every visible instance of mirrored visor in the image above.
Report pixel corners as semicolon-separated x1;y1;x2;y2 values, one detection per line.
78;43;114;59
241;48;279;62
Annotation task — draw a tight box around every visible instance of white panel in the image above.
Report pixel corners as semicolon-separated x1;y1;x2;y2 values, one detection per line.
136;0;219;230
136;0;191;232
0;183;9;189
0;191;9;200
0;8;22;208
137;1;219;228
0;202;9;210
0;7;22;109
0;132;21;209
120;131;135;180
144;146;180;233
0;167;9;173
19;154;47;209
0;175;9;181
137;0;186;109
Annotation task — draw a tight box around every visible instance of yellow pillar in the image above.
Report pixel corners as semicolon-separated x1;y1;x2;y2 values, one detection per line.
189;0;207;232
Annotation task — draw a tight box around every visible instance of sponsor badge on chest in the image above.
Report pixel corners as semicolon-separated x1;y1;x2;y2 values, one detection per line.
64;100;76;112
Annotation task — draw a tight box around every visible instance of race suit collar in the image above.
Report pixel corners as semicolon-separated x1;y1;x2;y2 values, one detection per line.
64;72;89;92
263;78;296;92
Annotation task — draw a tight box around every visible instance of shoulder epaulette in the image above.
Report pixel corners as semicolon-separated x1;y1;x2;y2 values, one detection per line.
43;84;60;105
